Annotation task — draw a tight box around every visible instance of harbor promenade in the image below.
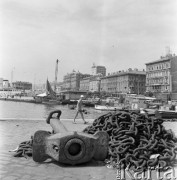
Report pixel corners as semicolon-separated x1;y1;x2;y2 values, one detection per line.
0;118;177;180
0;118;117;180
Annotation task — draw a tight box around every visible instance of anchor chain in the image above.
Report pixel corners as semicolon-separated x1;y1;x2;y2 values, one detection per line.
83;111;177;171
10;139;33;158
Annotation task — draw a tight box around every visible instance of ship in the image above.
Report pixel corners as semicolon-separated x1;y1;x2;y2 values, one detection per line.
34;60;62;104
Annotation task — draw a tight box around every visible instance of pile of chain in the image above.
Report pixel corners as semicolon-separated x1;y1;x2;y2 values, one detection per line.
83;111;177;171
9;140;33;158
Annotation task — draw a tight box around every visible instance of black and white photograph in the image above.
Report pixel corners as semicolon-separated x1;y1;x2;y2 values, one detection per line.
0;0;177;179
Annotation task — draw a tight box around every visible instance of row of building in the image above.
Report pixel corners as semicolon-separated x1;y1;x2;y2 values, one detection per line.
56;68;146;95
0;78;32;91
1;52;177;99
56;53;177;99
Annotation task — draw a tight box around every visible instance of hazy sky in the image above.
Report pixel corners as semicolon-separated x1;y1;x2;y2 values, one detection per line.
0;0;177;84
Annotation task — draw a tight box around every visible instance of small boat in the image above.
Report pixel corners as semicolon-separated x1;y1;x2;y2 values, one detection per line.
35;79;59;104
61;99;77;105
154;104;177;119
156;110;177;119
83;98;101;107
140;108;157;117
95;105;123;111
83;100;95;107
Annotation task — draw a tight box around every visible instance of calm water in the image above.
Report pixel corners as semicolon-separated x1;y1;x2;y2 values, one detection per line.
0;100;106;119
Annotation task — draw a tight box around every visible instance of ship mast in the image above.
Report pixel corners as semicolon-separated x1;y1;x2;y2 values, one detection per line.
54;59;59;92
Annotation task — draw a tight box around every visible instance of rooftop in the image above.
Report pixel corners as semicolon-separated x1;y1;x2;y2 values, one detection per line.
145;54;176;65
101;69;146;79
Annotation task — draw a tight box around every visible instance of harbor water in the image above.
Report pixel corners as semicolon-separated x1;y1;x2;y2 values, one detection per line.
0;100;106;119
0;100;177;135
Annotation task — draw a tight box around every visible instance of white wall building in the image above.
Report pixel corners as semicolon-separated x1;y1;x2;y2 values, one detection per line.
91;63;106;76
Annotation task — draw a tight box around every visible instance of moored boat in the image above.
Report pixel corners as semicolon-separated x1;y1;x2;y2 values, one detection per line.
156;110;177;119
83;100;96;107
154;104;177;119
95;104;123;111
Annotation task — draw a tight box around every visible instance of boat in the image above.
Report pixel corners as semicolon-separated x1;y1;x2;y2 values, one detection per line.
95;105;123;111
61;99;77;105
154;104;177;119
82;100;95;107
34;60;63;105
140;108;157;117
35;79;61;105
156;110;177;119
82;98;101;107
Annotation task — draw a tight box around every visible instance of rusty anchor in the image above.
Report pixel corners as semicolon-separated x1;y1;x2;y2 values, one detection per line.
32;110;109;165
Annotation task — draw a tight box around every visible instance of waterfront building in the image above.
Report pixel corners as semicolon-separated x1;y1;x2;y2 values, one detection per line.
3;80;10;89
100;69;146;95
0;78;10;90
0;78;3;89
146;53;177;95
89;74;102;92
62;71;80;91
62;70;90;91
92;63;106;76
79;74;102;92
79;76;90;92
12;81;32;90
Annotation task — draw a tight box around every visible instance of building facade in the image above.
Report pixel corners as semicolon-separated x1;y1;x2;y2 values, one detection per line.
12;81;32;90
0;78;3;89
89;75;101;92
62;70;90;91
79;76;90;91
146;54;177;93
3;80;9;89
100;69;146;95
92;64;106;76
62;71;80;91
79;74;102;92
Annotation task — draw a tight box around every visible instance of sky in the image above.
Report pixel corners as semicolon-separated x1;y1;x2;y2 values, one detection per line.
0;0;177;84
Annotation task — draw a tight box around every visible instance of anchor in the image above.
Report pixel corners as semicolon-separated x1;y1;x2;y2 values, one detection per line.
32;110;109;165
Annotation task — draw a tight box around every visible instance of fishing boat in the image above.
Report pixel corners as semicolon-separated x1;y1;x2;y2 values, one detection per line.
34;60;62;105
35;79;61;105
95;104;123;111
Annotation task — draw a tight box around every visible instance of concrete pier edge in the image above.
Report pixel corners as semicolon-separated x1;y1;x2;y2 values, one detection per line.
0;118;94;121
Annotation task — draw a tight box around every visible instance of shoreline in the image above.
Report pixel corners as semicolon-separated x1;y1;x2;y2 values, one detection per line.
0;97;36;103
